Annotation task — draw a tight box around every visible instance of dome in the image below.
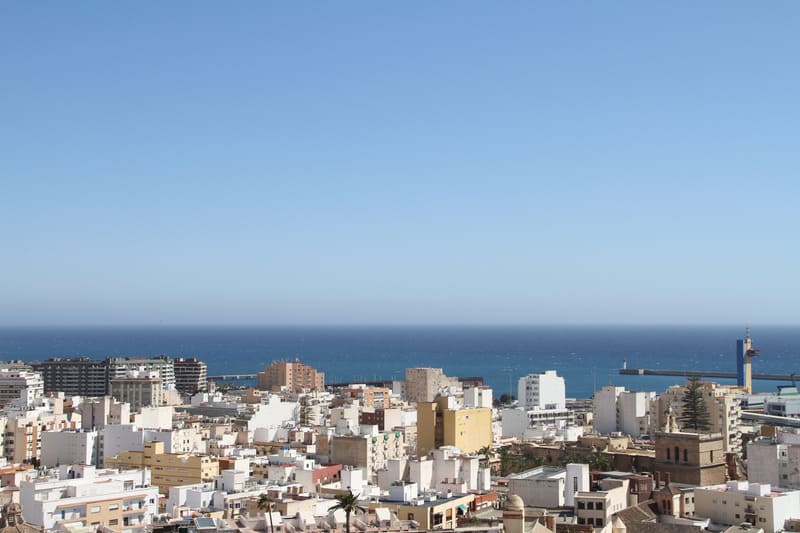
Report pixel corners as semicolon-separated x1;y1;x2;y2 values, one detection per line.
504;494;524;511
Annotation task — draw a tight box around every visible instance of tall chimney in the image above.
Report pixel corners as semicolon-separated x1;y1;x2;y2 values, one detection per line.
665;472;672;486
654;471;661;488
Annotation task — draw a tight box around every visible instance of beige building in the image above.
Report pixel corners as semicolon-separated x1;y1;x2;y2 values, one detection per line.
653;431;727;486
257;360;324;393
574;478;629;530
106;441;219;494
373;492;474;530
653;381;742;454
110;374;162;411
694;481;800;533
417;396;492;457
405;368;460;404
326;431;405;477
1;409;75;464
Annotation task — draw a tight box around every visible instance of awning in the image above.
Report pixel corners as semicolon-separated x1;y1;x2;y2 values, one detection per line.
457;504;468;512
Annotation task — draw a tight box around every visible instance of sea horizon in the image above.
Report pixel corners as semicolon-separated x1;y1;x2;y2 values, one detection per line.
2;325;799;399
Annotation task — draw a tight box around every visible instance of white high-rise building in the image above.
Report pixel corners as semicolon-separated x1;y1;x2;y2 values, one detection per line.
517;371;565;411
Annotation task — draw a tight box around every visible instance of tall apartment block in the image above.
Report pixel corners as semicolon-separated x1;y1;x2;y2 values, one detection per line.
517;370;566;411
172;357;208;394
32;357;108;396
32;356;182;397
107;356;175;390
256;360;324;393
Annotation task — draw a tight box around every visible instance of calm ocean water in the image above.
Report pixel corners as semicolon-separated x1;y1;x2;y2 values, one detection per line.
0;326;799;399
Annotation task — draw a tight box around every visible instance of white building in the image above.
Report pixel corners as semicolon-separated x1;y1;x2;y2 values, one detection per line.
518;371;565;411
20;464;159;531
507;463;589;509
501;407;576;441
574;478;629;531
81;396;131;430
41;430;99;467
694;481;800;533
0;369;44;408
464;387;493;409
593;386;655;438
100;424;207;465
592;386;625;436
748;437;800;490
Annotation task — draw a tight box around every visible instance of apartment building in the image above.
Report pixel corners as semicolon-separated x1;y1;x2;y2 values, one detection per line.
172;358;208;395
0;369;44;408
416;395;492;456
256;360;324;393
694;481;800;533
748;437;800;490
593;386;655;438
327;429;406;478
110;373;163;411
33;356;178;397
32;357;108;396
19;464;158;532
518;371;565;411
106;441;219;494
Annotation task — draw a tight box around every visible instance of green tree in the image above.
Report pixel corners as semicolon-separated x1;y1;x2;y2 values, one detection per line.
679;377;711;431
478;445;493;468
257;493;275;533
331;490;365;533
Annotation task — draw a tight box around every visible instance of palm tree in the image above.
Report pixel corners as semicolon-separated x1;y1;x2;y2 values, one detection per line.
257;493;275;533
331;490;365;533
477;445;493;468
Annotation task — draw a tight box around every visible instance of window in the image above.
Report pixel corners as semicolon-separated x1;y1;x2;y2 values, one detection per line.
596;502;603;510
596;519;603;527
578;502;585;509
91;506;101;513
108;504;119;511
109;519;119;526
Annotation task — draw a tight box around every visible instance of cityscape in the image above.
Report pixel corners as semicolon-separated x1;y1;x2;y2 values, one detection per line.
0;329;796;532
4;2;800;533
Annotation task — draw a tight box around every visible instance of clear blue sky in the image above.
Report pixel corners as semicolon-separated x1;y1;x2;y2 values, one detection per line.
2;2;799;326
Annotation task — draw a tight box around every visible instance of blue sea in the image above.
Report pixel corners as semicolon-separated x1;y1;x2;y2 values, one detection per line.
0;326;799;399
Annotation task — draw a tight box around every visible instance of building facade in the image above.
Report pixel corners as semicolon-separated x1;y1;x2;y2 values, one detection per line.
256;360;324;393
694;481;800;533
518;371;566;411
0;369;43;408
172;357;207;395
110;375;163;411
416;396;492;456
106;441;219;494
404;368;460;404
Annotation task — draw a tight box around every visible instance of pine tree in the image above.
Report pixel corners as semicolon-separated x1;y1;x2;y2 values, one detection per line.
679;376;711;431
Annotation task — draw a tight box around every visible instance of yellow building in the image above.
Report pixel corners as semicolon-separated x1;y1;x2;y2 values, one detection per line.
417;396;492;457
106;441;219;494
